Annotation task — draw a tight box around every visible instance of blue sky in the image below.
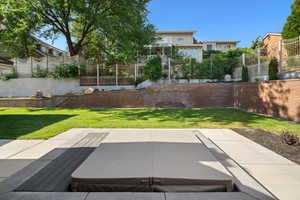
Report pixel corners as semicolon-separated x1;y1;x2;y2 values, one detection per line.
46;0;294;50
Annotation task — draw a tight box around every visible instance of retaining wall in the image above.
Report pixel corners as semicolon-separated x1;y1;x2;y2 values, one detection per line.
1;80;299;122
0;83;235;108
234;79;300;122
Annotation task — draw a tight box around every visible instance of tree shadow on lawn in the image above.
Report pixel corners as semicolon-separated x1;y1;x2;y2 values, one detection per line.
90;108;265;126
0;114;76;139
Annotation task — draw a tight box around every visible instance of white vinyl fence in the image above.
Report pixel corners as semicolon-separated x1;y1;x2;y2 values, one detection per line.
233;50;269;82
0;78;135;97
12;55;80;78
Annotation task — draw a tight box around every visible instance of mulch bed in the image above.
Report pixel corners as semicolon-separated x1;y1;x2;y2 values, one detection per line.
233;128;300;165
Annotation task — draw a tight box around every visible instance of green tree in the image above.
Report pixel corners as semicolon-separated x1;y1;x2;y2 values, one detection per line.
81;22;156;65
0;5;36;58
179;58;197;81
242;66;249;82
144;56;162;81
282;0;300;39
251;37;264;50
268;57;279;80
0;0;155;57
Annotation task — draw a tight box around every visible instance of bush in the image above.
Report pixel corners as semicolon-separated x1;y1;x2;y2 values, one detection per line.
0;68;18;81
181;58;196;80
144;56;162;81
281;131;299;146
162;73;168;80
242;65;249;82
268;57;279;80
32;65;48;78
48;64;82;79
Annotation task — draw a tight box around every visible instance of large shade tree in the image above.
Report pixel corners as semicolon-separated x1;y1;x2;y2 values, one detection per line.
282;0;300;39
0;0;156;58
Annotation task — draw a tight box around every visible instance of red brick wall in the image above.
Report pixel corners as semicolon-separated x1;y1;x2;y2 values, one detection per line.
234;79;300;122
1;81;299;122
58;83;235;108
0;98;52;107
144;83;234;108
59;90;145;108
0;83;235;108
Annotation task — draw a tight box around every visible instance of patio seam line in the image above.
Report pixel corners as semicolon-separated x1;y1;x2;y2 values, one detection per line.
196;132;270;194
163;192;167;200
5;140;45;159
195;130;278;200
83;192;89;200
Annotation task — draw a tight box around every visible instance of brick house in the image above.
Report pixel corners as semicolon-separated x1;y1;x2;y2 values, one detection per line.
262;33;285;60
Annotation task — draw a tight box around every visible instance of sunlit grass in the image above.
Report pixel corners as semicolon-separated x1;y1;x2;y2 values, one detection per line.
0;108;299;139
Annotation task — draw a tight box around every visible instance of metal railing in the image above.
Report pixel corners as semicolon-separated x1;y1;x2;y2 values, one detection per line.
281;36;300;71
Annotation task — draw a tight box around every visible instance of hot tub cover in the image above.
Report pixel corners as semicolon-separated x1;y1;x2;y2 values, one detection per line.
71;131;233;192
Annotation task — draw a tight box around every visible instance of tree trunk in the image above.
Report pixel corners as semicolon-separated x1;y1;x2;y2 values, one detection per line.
69;46;79;56
65;35;79;56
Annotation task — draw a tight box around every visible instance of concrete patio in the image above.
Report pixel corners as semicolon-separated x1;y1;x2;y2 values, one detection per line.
0;129;299;200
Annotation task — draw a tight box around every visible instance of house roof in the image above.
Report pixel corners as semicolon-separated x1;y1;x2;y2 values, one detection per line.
201;41;240;44
156;30;197;34
176;44;203;48
263;32;282;40
32;36;67;54
0;56;13;65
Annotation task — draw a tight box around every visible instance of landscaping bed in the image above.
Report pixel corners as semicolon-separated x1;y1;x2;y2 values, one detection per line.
234;128;300;165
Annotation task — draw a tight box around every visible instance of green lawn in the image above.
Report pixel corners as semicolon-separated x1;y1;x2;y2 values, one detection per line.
0;108;299;139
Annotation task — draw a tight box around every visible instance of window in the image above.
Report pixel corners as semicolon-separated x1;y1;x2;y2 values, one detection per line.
159;37;171;44
41;46;47;53
207;44;213;50
36;44;42;51
176;38;184;42
178;48;201;61
48;49;54;56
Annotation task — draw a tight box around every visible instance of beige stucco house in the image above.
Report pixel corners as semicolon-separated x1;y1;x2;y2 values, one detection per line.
150;30;203;62
149;30;240;63
202;41;240;51
33;37;68;58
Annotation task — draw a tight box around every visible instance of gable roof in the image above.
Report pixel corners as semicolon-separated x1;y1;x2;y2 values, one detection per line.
263;33;282;41
0;57;13;65
201;41;240;44
33;36;67;54
156;30;197;34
